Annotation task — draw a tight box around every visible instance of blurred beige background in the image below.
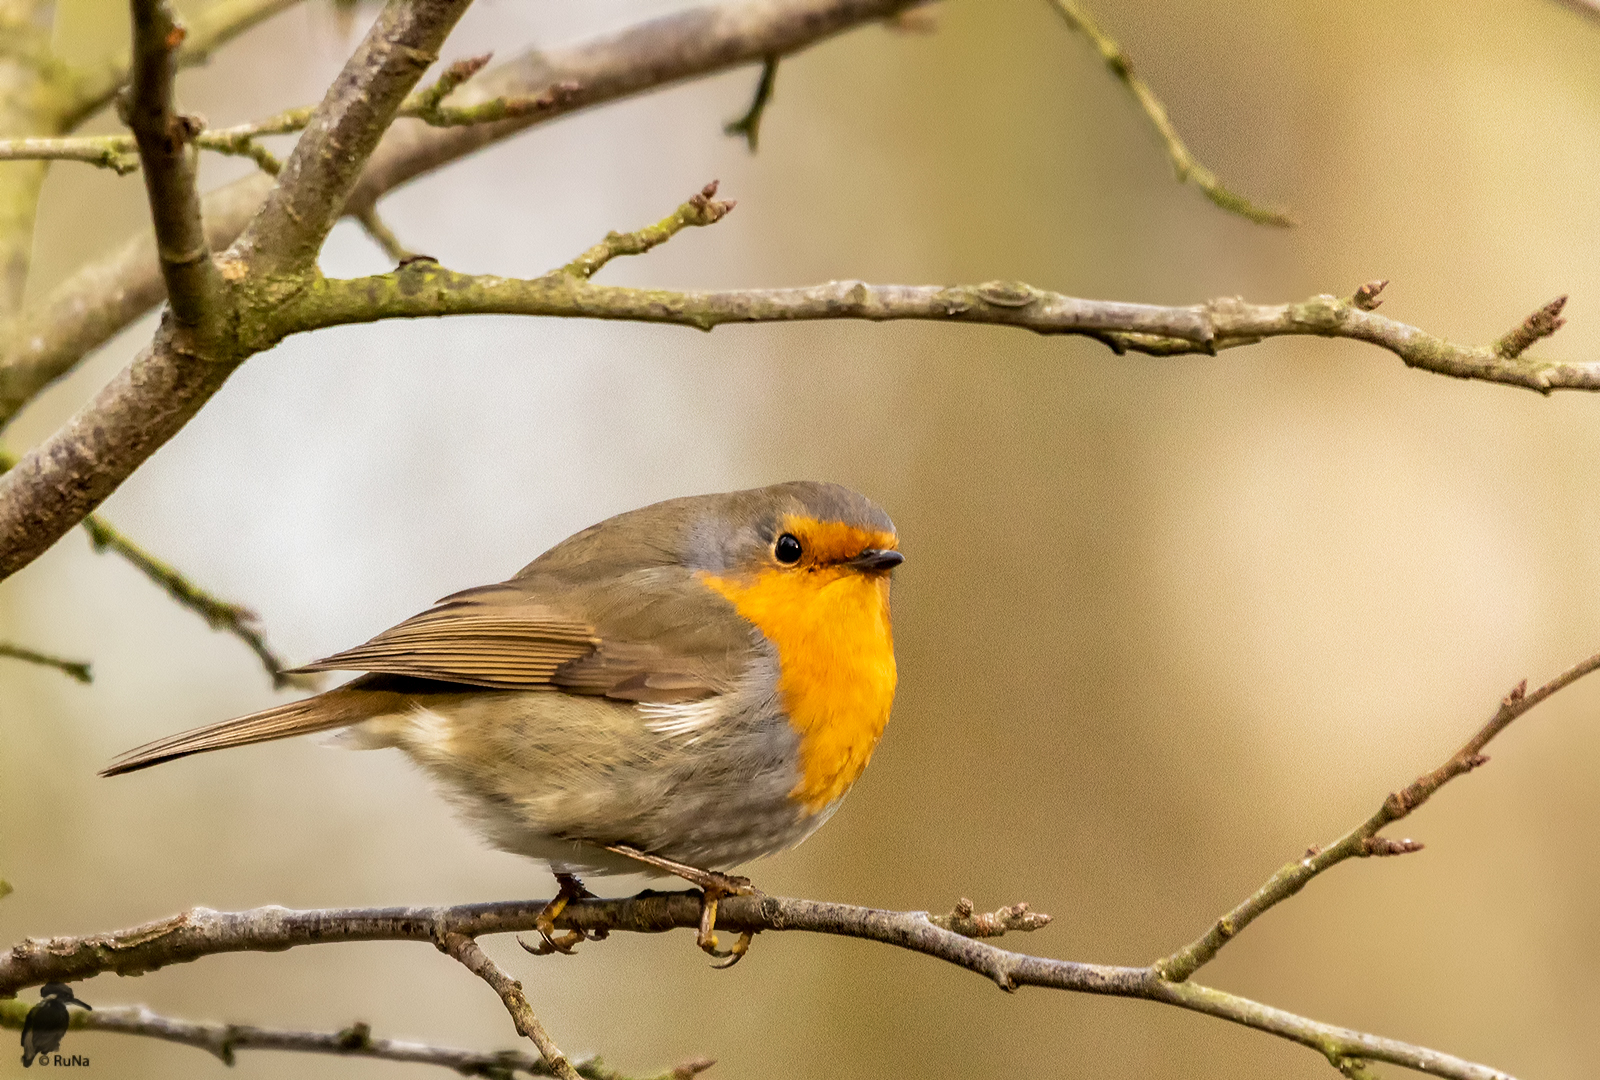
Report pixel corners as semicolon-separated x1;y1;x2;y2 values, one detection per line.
4;0;1600;1077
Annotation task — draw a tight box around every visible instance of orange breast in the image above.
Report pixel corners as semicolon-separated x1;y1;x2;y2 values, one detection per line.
700;534;897;814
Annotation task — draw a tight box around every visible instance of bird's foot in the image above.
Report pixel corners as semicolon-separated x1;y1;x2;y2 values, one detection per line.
604;843;758;968
518;871;598;956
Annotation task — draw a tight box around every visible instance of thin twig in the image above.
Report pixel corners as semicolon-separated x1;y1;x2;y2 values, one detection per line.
78;514;315;690
724;55;778;150
354;205;417;263
282;266;1584;395
562;181;736;278
0;999;709;1080
60;0;307;130
438;933;583;1080
1045;0;1293;227
0;135;138;173
0;0;933;431
230;0;475;277
0;642;91;683
1152;648;1600;983
0;447;307;688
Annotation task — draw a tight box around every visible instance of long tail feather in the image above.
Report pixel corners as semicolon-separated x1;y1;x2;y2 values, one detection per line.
101;689;386;777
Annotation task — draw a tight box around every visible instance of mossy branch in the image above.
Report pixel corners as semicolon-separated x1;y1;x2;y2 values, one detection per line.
1045;0;1293;227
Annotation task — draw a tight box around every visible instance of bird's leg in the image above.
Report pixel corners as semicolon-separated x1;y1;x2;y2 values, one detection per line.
603;843;757;968
518;871;596;956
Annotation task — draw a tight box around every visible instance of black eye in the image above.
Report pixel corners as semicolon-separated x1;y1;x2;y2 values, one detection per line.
774;533;803;564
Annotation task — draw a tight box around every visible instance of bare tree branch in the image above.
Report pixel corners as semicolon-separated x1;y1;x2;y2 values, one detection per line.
227;0;474;277
126;0;225;337
0;179;1585;586
439;932;582;1080
0;998;709;1080
1550;0;1600;23
0;640;91;682
1045;0;1293;227
0;0;477;583
0;0;932;432
10;642;1586;1079
0;134;139;172
724;54;778;150
0;890;1508;1080
0;447;309;689
1154;648;1600;981
60;0;307;131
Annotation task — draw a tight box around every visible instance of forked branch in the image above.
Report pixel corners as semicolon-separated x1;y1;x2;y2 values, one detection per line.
8;644;1589;1080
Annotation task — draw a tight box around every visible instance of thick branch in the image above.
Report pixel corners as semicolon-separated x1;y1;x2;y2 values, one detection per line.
126;0;224;336
227;0;474;277
0;998;708;1080
1045;0;1292;227
1153;648;1600;983
0;891;1508;1080
0;0;931;432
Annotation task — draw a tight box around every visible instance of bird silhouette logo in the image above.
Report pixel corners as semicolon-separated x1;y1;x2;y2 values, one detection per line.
20;983;91;1067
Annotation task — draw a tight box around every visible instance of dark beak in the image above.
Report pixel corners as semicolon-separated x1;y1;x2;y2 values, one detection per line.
846;548;904;573
70;998;92;1011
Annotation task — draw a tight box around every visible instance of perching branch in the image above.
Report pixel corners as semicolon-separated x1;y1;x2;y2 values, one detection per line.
0;641;91;683
9;644;1589;1079
1045;0;1293;227
0;891;1506;1080
0;998;711;1080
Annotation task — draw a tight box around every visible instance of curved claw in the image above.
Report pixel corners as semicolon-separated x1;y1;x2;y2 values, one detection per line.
521;871;596;956
710;931;755;969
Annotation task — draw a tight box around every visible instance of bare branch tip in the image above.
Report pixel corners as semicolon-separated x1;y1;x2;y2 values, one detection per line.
1352;279;1389;311
1496;296;1569;358
1360;837;1424;857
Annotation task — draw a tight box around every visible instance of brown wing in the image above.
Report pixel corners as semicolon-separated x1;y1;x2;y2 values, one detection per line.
289;586;600;690
288;568;757;701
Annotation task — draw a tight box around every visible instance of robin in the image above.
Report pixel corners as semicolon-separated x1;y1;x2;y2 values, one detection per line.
103;481;902;965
